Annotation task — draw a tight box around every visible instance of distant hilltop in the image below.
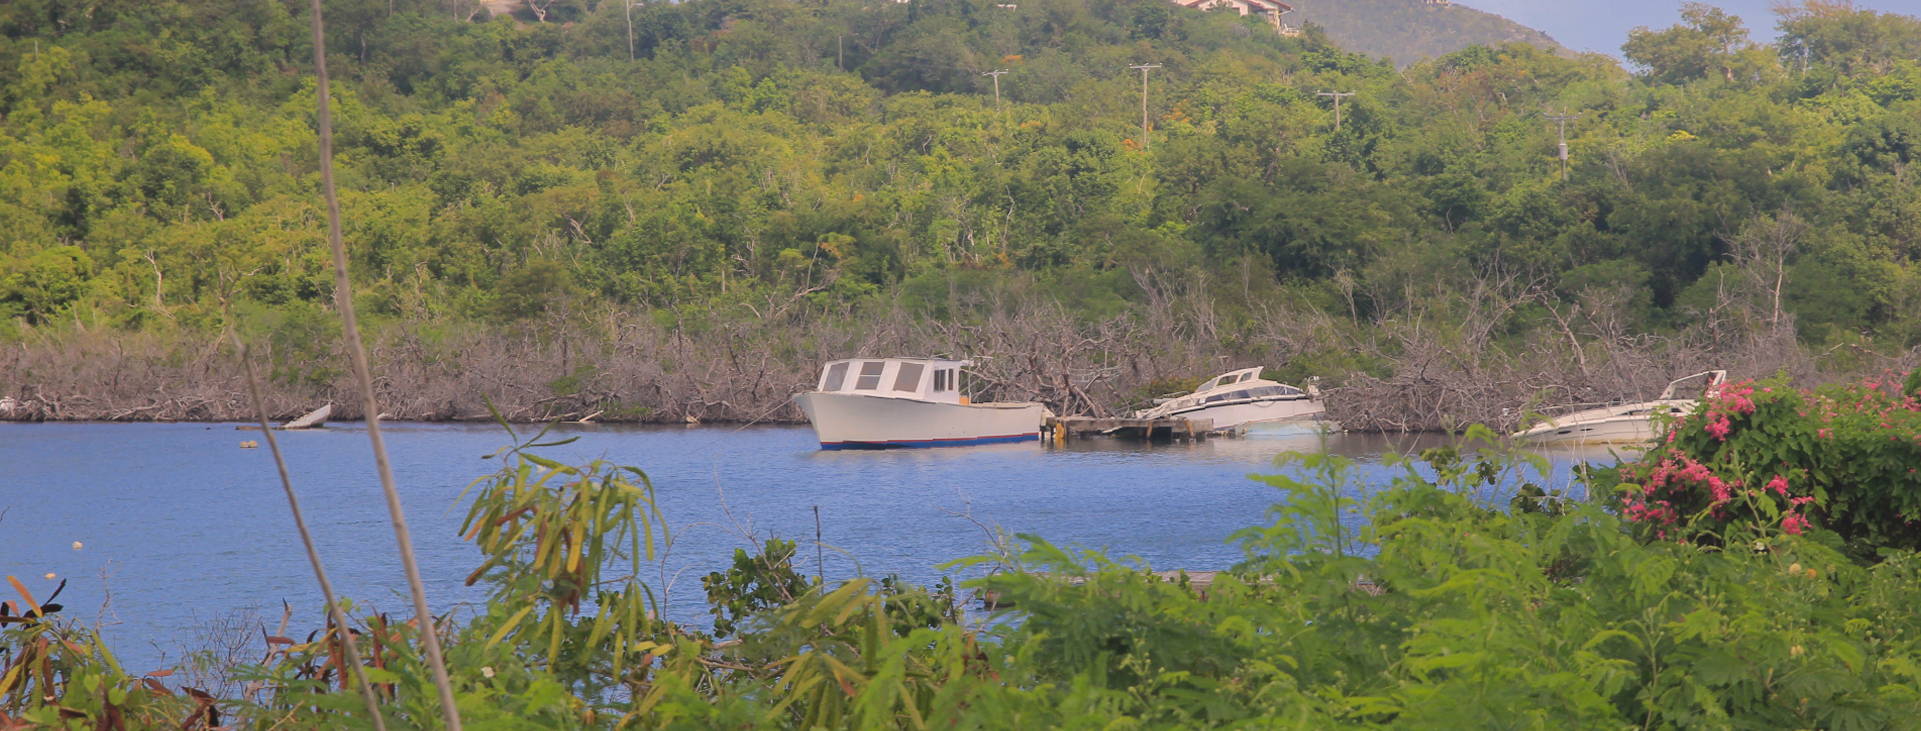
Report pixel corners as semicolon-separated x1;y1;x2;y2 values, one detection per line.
478;0;1568;64
1202;0;1570;65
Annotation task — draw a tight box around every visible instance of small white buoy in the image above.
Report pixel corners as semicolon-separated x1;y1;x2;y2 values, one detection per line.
72;541;83;550
43;572;56;580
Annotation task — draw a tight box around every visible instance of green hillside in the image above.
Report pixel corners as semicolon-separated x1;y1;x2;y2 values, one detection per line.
1290;0;1570;65
1;0;1919;425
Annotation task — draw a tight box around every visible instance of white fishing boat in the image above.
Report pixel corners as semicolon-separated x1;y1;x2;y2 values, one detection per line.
1133;367;1325;433
1511;370;1726;445
793;357;1046;450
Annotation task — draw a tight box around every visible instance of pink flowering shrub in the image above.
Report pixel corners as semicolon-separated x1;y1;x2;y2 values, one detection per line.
1613;372;1921;558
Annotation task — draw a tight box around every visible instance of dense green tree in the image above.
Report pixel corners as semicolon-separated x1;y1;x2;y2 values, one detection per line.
1;0;1918;353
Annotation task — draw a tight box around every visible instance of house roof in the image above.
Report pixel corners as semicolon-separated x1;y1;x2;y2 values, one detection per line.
1174;0;1294;14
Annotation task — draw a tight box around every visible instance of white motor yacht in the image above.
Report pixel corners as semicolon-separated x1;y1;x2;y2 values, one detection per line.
1511;370;1727;445
1134;367;1326;433
793;357;1047;449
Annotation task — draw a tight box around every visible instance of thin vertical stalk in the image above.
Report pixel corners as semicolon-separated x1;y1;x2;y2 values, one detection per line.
234;333;388;730
306;1;462;727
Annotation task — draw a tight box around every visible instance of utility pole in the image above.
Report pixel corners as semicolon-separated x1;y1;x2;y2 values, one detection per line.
1544;111;1580;181
625;1;642;61
1317;90;1356;133
982;69;1009;121
1128;63;1162;150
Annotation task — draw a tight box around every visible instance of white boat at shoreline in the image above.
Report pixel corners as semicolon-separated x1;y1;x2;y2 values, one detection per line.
1510;370;1726;445
793;357;1046;450
1133;367;1326;433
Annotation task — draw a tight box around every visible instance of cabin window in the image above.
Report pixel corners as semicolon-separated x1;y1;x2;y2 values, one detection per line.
854;361;886;390
893;362;925;392
933;369;953;392
1239;373;1255;383
822;362;849;391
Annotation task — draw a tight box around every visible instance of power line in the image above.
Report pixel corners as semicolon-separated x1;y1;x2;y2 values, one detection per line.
1316;90;1356;133
1128;63;1162;150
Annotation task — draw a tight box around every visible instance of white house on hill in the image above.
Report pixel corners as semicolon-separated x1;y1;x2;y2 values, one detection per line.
1172;0;1297;35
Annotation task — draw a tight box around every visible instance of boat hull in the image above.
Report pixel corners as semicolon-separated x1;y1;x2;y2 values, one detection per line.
1165;398;1326;433
1513;415;1658;445
1512;398;1693;446
793;392;1044;449
1239;415;1341;438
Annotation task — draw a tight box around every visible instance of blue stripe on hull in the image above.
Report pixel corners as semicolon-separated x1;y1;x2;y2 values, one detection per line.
820;433;1039;450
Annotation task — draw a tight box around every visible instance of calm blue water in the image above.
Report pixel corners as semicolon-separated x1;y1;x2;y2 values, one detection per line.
0;422;1611;672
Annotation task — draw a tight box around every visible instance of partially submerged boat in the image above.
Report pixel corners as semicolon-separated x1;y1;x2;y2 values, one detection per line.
236;403;332;431
1133;367;1326;433
1511;370;1726;446
793;358;1046;449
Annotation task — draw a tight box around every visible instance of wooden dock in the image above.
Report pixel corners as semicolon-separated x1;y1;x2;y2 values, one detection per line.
1043;415;1214;445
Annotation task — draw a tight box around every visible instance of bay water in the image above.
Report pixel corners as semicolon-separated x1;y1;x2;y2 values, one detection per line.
1;422;1615;673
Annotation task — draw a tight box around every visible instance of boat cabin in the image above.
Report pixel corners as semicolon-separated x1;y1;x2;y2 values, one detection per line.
814;357;970;404
1196;367;1267;393
1658;370;1728;400
1143;367;1309;416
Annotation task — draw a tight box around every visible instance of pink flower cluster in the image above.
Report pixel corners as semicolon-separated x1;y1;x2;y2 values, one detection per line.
1700;381;1758;442
1623;452;1816;538
1623;451;1733;525
1766;474;1789;497
1772;476;1815;535
1782;513;1808;535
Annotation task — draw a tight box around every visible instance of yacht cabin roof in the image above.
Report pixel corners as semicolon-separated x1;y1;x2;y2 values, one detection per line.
1195;367;1268;394
1135;366;1308;418
814;357;970;404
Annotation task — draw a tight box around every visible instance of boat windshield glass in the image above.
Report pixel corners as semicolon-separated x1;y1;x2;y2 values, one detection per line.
1202;385;1303;403
822;361;849;391
854;361;885;390
893;362;925;392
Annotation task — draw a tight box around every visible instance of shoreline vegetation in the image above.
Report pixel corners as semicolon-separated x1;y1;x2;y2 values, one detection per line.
4;295;1914;430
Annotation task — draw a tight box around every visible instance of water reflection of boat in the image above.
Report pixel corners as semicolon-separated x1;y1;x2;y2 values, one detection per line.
792;357;1047;450
1511;371;1725;446
1239;418;1342;438
1134;367;1326;433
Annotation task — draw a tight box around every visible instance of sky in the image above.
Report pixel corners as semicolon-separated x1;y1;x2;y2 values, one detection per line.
1456;0;1921;58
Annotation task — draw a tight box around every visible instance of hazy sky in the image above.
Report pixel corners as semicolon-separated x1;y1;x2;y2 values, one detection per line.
1456;0;1921;58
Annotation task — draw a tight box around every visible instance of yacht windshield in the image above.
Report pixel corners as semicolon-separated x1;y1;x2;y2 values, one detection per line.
822;362;849;391
893;362;925;392
854;361;885;390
